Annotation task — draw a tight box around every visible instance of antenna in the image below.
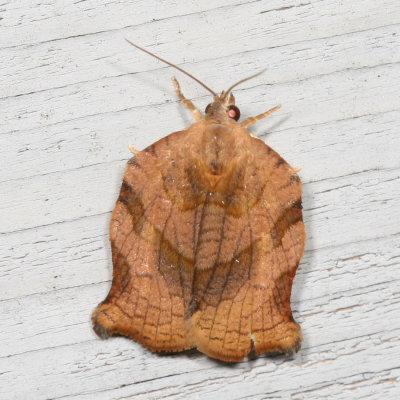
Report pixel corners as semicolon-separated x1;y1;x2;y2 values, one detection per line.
223;69;267;100
125;39;217;96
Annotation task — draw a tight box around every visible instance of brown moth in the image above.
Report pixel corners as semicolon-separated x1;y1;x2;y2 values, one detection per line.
92;40;305;362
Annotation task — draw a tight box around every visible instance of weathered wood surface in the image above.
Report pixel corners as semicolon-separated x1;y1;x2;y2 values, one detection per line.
1;0;399;399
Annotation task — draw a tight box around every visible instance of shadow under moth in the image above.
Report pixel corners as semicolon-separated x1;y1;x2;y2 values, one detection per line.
92;40;305;362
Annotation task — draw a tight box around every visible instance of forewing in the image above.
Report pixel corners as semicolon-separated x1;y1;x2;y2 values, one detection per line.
190;136;305;361
92;130;197;352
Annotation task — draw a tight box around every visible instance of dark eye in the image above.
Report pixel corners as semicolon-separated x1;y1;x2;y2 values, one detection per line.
205;103;212;113
227;105;240;121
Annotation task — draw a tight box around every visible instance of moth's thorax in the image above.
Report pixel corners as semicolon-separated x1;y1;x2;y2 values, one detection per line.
168;121;253;201
188;121;251;176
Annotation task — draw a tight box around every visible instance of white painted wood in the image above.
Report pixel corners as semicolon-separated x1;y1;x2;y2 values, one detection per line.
1;0;399;399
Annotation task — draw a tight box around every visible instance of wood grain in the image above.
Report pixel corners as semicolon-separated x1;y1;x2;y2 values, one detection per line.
1;0;399;398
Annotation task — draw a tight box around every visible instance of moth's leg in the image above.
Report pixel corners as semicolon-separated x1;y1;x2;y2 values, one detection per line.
171;76;202;121
128;144;139;154
241;105;281;127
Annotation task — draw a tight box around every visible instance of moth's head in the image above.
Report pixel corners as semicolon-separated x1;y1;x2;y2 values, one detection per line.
202;69;267;123
204;92;240;122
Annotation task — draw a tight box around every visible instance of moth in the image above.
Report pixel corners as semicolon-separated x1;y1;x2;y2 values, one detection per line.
92;40;305;362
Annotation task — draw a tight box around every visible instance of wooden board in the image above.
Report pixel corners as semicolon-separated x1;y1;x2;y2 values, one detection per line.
1;0;399;398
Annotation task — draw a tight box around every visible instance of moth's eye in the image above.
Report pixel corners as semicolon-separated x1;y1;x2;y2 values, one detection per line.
227;105;240;121
205;103;212;114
